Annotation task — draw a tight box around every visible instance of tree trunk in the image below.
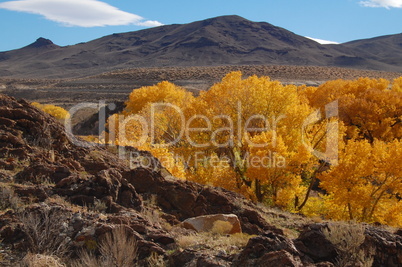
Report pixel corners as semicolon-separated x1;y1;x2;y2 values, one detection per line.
297;161;327;211
255;179;263;202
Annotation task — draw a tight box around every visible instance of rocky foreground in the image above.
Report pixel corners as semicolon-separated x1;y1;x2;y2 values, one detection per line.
0;93;401;266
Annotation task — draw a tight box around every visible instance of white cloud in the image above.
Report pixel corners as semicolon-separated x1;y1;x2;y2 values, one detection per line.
359;0;402;8
0;0;163;27
305;37;339;45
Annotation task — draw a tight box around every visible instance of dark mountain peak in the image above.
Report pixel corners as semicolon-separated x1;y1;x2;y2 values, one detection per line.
205;15;249;23
25;37;58;49
198;15;259;28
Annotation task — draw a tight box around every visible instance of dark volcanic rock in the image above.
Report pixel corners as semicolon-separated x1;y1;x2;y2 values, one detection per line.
1;93;402;266
294;224;338;263
54;168;142;211
170;249;231;267
124;167;278;235
364;227;402;267
0;94;141;211
294;223;402;267
72;101;125;136
233;231;303;266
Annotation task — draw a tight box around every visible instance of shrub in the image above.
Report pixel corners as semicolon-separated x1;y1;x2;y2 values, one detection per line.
31;102;70;120
323;222;373;267
211;220;233;235
18;207;70;257
0;186;22;212
176;231;253;255
20;253;65;267
73;225;138;267
92;199;107;213
147;252;166;267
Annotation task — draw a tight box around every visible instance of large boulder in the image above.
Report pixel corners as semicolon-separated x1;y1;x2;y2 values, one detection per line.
182;214;242;234
233;231;304;266
294;223;402;267
294;224;338;263
169;249;231;267
363;226;402;267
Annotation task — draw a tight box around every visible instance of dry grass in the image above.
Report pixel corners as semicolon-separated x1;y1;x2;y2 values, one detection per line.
0;184;22;212
211;220;233;235
44;196;107;220
99;226;138;266
20;253;65;267
146;252;167;267
72;225;138;267
141;207;162;228
323;222;373;267
91;199;107;213
141;194;173;230
176;231;254;255
18;207;71;258
255;204;315;238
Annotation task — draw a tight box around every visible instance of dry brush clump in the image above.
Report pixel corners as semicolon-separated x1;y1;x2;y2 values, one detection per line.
176;232;254;256
0;185;22;212
72;225;138;267
20;253;65;267
211;220;234;235
323;222;373;267
175;221;255;256
18;207;71;258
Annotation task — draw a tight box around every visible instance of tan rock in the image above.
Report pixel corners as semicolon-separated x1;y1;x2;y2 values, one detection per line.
182;214;242;234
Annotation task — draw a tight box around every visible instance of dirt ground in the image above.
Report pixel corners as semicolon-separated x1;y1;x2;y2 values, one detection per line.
1;65;401;108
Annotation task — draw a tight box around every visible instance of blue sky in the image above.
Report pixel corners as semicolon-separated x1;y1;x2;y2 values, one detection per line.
0;0;401;51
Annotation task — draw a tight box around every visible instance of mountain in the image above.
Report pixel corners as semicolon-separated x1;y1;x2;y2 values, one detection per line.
342;33;402;66
0;15;401;78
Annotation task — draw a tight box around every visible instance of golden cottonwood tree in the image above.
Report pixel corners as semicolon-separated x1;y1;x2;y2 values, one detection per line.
319;139;402;227
303;78;402;142
104;81;193;178
100;72;402;228
187;72;316;203
31;102;70;120
392;77;402;92
105;72;321;205
245;131;308;207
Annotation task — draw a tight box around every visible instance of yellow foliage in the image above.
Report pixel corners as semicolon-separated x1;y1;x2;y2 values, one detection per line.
31;102;70;120
301;195;330;218
186;153;245;195
137;143;186;180
245;131;306;207
124;81;194;115
211;220;233;235
392;76;402;92
319;139;402;227
102;72;402;228
304;77;402;142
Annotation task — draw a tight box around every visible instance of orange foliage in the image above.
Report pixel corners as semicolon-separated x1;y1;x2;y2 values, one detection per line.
102;73;402;227
31;102;70;120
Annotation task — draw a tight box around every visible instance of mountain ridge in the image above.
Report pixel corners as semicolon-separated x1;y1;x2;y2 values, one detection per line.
0;15;401;78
